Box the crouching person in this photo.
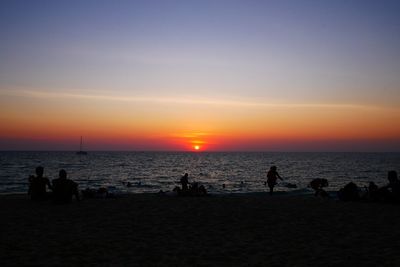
[52,169,80,204]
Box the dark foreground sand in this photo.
[1,193,400,266]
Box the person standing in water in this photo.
[267,166,283,195]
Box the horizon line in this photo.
[1,150,399,153]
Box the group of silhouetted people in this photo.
[28,164,400,203]
[173,166,285,196]
[337,170,400,203]
[28,166,80,204]
[174,166,285,196]
[308,171,400,203]
[173,173,207,196]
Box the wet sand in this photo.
[1,193,399,266]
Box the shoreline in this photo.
[0,191,308,198]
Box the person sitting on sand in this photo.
[365,182,379,201]
[338,182,360,201]
[180,173,189,192]
[267,166,283,195]
[310,178,329,197]
[52,169,80,204]
[190,182,208,196]
[198,185,207,196]
[28,166,52,201]
[82,187,112,199]
[379,171,400,203]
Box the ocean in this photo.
[0,151,399,194]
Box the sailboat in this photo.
[76,136,88,155]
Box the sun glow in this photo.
[194,145,200,150]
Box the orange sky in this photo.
[1,90,399,151]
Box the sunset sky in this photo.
[1,0,400,151]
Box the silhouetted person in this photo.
[310,178,329,197]
[28,166,52,201]
[180,173,189,192]
[267,166,283,195]
[380,170,400,203]
[338,182,360,201]
[366,182,379,201]
[198,185,207,196]
[52,169,80,204]
[387,171,400,199]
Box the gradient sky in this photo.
[1,0,400,151]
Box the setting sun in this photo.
[0,0,399,154]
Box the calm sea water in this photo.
[0,152,399,194]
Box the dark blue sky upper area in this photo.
[1,0,400,105]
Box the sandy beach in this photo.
[1,193,399,266]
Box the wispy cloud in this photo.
[0,88,396,111]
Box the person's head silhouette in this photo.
[36,166,44,177]
[59,169,67,179]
